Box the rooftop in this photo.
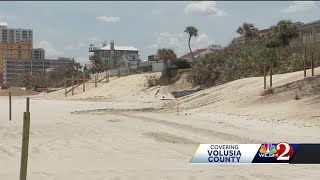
[301,19,320,27]
[4,58,75,62]
[100,44,139,51]
[180,49,218,59]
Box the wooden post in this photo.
[106,71,108,83]
[9,92,12,121]
[304,45,307,77]
[263,63,266,89]
[95,74,97,87]
[118,68,120,78]
[71,75,74,96]
[83,71,85,92]
[311,51,314,76]
[20,97,30,180]
[270,62,273,88]
[177,99,179,116]
[312,27,316,77]
[77,72,79,85]
[26,97,29,112]
[64,79,67,97]
[108,70,110,83]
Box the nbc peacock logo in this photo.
[259,144,277,157]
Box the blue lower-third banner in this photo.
[189,143,320,164]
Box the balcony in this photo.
[89,46,100,52]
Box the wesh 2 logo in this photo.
[259,142,294,160]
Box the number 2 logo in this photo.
[276,142,294,161]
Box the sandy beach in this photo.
[0,69,320,180]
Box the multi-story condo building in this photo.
[89,40,140,69]
[31,48,45,60]
[3,58,75,85]
[0,42,32,73]
[0,24,33,46]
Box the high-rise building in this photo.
[0,24,33,85]
[31,48,45,60]
[3,58,75,85]
[0,24,33,46]
[0,42,32,73]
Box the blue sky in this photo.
[0,1,319,65]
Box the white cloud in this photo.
[64,42,86,51]
[149,32,183,56]
[194,34,215,47]
[149,32,215,57]
[0,22,7,26]
[282,1,316,13]
[38,40,64,57]
[96,16,120,23]
[184,1,226,16]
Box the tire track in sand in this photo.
[75,110,260,144]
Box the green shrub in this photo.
[187,41,310,88]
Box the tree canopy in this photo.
[236,23,259,40]
[272,20,299,46]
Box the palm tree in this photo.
[185,26,198,63]
[236,23,259,41]
[272,20,299,46]
[157,48,177,83]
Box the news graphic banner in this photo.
[189,143,320,164]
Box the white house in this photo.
[89,40,140,69]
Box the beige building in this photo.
[31,48,45,60]
[0,42,32,73]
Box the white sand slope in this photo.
[164,67,320,128]
[0,68,319,179]
[40,72,174,102]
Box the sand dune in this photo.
[0,68,319,179]
[39,72,174,102]
[164,67,320,128]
